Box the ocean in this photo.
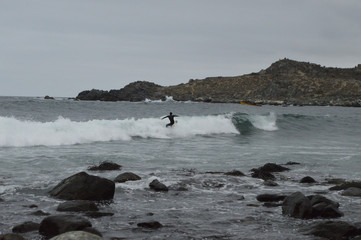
[0,96,360,239]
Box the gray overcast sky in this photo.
[1,0,360,97]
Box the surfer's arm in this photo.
[161,116,168,120]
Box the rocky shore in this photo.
[1,161,361,240]
[76,59,361,107]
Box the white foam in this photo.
[249,112,278,131]
[0,115,238,147]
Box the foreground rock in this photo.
[256,194,286,202]
[114,172,141,183]
[300,176,316,183]
[39,215,95,239]
[137,221,163,229]
[50,231,103,240]
[341,187,361,197]
[49,172,115,201]
[57,200,99,212]
[224,170,245,177]
[282,192,343,219]
[301,221,361,240]
[0,233,25,240]
[149,179,168,192]
[330,181,361,191]
[257,163,290,172]
[282,192,313,219]
[88,161,122,171]
[12,221,40,233]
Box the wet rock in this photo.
[329,181,361,191]
[114,172,141,183]
[44,95,55,100]
[263,180,278,186]
[149,179,168,192]
[39,215,92,239]
[341,187,361,197]
[251,169,276,181]
[309,195,339,208]
[85,212,114,219]
[325,178,345,185]
[49,171,115,201]
[282,192,312,219]
[300,176,316,183]
[301,221,361,240]
[224,170,245,177]
[284,161,300,165]
[309,195,343,218]
[257,163,290,172]
[30,210,51,216]
[88,161,121,171]
[50,231,103,240]
[12,221,40,233]
[57,200,99,212]
[263,202,282,208]
[0,233,26,240]
[256,194,286,202]
[312,202,344,218]
[137,221,163,229]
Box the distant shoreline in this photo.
[64,58,361,107]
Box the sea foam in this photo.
[0,115,238,147]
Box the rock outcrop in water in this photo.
[76,59,361,106]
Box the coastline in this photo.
[74,59,361,107]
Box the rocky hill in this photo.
[76,59,361,106]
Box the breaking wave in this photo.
[0,112,282,147]
[0,115,238,147]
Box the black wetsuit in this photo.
[162,113,178,127]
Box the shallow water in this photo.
[0,97,360,239]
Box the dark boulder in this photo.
[258,163,290,172]
[149,179,168,192]
[50,231,103,240]
[57,200,99,212]
[85,212,114,219]
[39,215,92,239]
[12,221,40,233]
[137,221,163,229]
[224,170,245,177]
[30,210,50,216]
[300,176,316,183]
[301,221,361,240]
[256,194,286,202]
[0,233,25,240]
[49,172,115,201]
[341,187,361,197]
[114,172,141,183]
[282,192,312,219]
[311,202,344,218]
[88,161,121,171]
[263,180,278,186]
[329,181,361,191]
[309,195,343,218]
[44,95,55,100]
[251,169,276,181]
[284,161,300,165]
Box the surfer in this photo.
[162,112,178,127]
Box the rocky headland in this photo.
[76,58,361,106]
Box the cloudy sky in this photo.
[1,0,360,97]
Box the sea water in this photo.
[0,96,360,239]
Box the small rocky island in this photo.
[76,59,361,106]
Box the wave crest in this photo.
[0,115,238,147]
